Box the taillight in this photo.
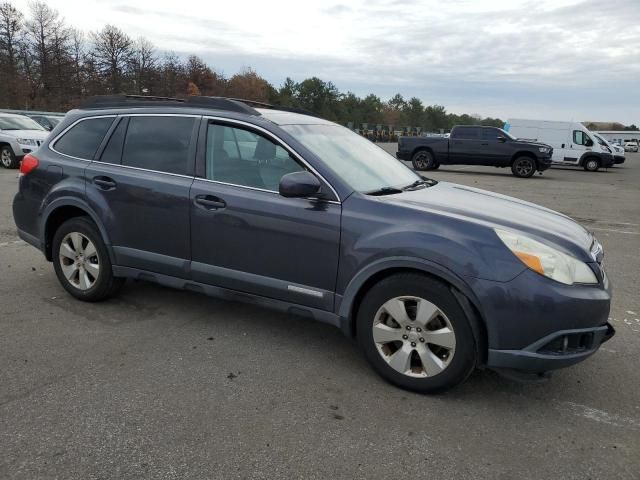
[20,154,39,175]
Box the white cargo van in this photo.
[505,119,614,172]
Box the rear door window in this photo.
[99,117,128,165]
[121,116,195,175]
[452,127,479,139]
[54,117,114,159]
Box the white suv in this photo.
[0,113,50,169]
[624,141,639,153]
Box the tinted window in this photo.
[122,116,195,175]
[452,127,479,139]
[54,117,114,159]
[206,123,303,191]
[481,128,499,140]
[100,118,128,164]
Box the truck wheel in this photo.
[583,158,600,172]
[511,157,536,178]
[1,146,19,169]
[357,273,476,393]
[412,150,436,171]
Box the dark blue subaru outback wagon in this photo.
[13,95,614,392]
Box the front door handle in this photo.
[93,176,116,190]
[195,195,226,210]
[481,142,489,146]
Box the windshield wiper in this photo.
[402,178,437,190]
[365,186,403,196]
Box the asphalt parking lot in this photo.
[1,151,639,479]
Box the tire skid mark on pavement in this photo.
[0,240,25,248]
[561,401,640,431]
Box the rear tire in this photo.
[511,156,536,178]
[357,273,476,393]
[411,150,436,171]
[52,217,124,302]
[583,157,600,172]
[0,146,19,169]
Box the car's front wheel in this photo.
[511,156,536,178]
[583,157,600,172]
[411,150,436,171]
[0,146,19,169]
[357,273,476,393]
[52,217,124,302]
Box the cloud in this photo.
[14,0,639,122]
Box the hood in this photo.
[2,129,49,141]
[381,182,594,260]
[512,139,551,149]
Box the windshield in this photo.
[499,128,517,140]
[593,134,608,146]
[0,116,45,131]
[282,124,420,193]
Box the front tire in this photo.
[411,150,436,171]
[0,146,19,169]
[511,156,536,178]
[357,273,476,393]
[52,217,124,302]
[583,157,600,172]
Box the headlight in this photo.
[16,138,38,146]
[495,229,598,285]
[538,147,550,153]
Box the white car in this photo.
[624,141,638,153]
[0,113,50,169]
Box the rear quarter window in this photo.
[53,117,114,159]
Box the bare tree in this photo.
[90,24,133,93]
[0,2,24,107]
[130,37,156,94]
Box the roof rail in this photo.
[79,95,259,116]
[230,98,320,118]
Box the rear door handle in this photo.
[93,176,116,190]
[194,195,226,210]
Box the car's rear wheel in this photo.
[52,217,124,302]
[583,157,600,172]
[0,146,19,169]
[357,273,476,393]
[411,150,436,171]
[511,156,536,178]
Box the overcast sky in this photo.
[13,0,640,124]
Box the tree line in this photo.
[1,0,509,131]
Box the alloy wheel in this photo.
[372,296,456,378]
[1,149,12,168]
[58,232,100,290]
[515,159,533,176]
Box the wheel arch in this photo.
[42,198,113,263]
[510,150,537,164]
[338,258,488,365]
[411,145,436,160]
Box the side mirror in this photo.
[585,138,593,147]
[496,135,506,142]
[279,171,321,198]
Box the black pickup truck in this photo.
[396,125,553,178]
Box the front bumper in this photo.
[613,155,625,164]
[466,267,612,373]
[488,323,614,373]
